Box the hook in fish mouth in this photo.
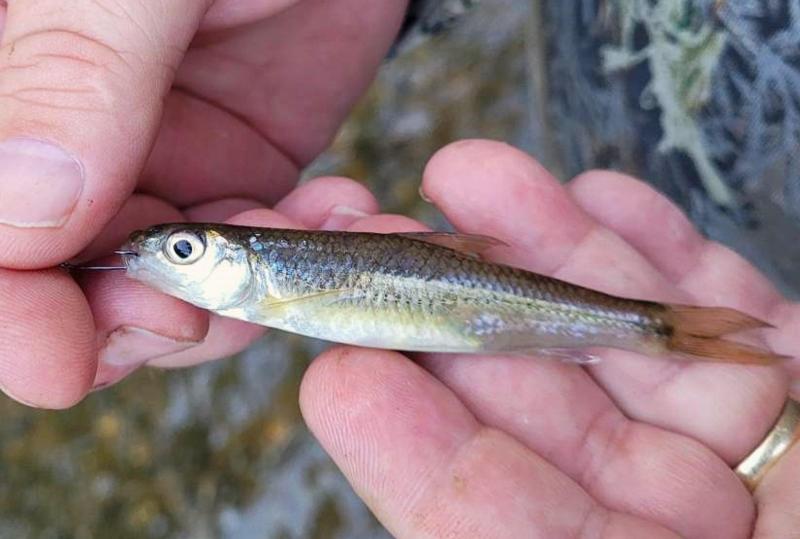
[60,262,127,271]
[60,249,138,271]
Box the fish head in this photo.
[121,224,255,310]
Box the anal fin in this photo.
[506,347,602,365]
[542,348,602,365]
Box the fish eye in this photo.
[164,231,205,264]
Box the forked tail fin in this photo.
[662,305,790,365]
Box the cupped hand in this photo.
[298,140,800,538]
[0,0,408,406]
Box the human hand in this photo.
[298,140,800,538]
[0,0,409,407]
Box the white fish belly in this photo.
[227,302,482,353]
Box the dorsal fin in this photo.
[397,232,508,259]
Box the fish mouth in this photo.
[59,245,140,273]
[114,249,139,257]
[114,244,140,271]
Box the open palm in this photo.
[296,141,800,538]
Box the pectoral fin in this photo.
[260,288,357,312]
[397,232,508,259]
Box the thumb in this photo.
[0,0,212,268]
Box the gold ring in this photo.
[735,398,800,491]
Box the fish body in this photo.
[121,223,783,365]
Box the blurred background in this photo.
[2,0,798,537]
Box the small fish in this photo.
[115,223,787,365]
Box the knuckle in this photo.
[0,28,131,117]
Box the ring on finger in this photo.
[735,398,800,491]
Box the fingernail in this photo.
[418,185,433,203]
[0,383,42,408]
[321,205,370,230]
[99,326,200,367]
[0,138,84,228]
[91,361,142,392]
[92,327,201,390]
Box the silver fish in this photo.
[117,223,785,365]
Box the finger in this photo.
[568,171,785,316]
[421,140,786,463]
[139,90,298,208]
[176,0,409,165]
[82,270,209,390]
[145,314,264,369]
[422,142,677,301]
[772,304,800,387]
[183,197,265,222]
[420,142,674,292]
[568,171,707,283]
[0,269,95,408]
[347,214,430,234]
[72,195,206,389]
[419,352,753,538]
[348,209,753,536]
[567,172,800,366]
[565,172,794,457]
[1,193,187,403]
[275,176,379,230]
[300,347,677,539]
[74,193,181,262]
[0,0,210,268]
[754,443,800,537]
[200,0,298,32]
